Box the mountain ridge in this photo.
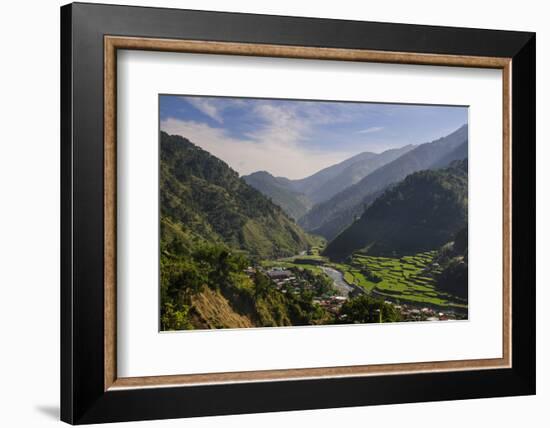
[299,124,468,239]
[160,132,314,259]
[243,144,414,220]
[323,159,468,261]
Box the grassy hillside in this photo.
[161,132,314,259]
[299,125,468,239]
[324,159,468,261]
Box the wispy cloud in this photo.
[246,102,309,145]
[161,117,351,179]
[357,126,384,134]
[185,98,225,123]
[161,96,468,178]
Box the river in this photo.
[320,266,355,297]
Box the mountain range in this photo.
[244,124,468,241]
[323,159,468,261]
[243,144,414,220]
[298,125,468,239]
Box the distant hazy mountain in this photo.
[289,151,379,201]
[243,144,414,220]
[243,171,312,220]
[430,140,468,169]
[303,145,415,204]
[299,125,468,240]
[323,159,468,261]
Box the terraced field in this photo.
[261,249,466,310]
[349,252,466,309]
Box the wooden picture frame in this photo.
[61,2,535,424]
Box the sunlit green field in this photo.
[348,252,466,308]
[261,250,466,310]
[261,258,325,275]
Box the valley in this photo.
[259,245,467,324]
[159,123,469,331]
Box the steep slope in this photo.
[160,132,313,259]
[289,151,379,200]
[243,171,312,220]
[299,124,468,239]
[160,132,326,331]
[309,191,383,241]
[323,160,468,261]
[430,140,468,169]
[434,226,468,299]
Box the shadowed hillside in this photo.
[323,159,468,261]
[300,125,468,240]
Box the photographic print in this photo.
[159,95,469,331]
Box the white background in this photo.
[0,0,546,427]
[118,51,503,377]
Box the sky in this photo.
[160,95,468,180]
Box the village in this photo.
[245,264,465,323]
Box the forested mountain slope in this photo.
[323,159,468,261]
[160,132,326,330]
[243,171,312,220]
[161,132,313,259]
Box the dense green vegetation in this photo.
[299,125,468,240]
[339,295,402,323]
[270,248,467,309]
[161,132,314,260]
[349,252,466,308]
[161,237,332,330]
[324,159,468,261]
[434,227,468,299]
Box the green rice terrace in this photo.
[262,248,467,311]
[349,252,466,309]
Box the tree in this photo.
[161,302,193,331]
[339,295,401,323]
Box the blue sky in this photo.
[160,95,468,179]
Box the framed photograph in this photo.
[61,2,535,424]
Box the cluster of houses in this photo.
[394,303,464,322]
[245,265,465,323]
[265,267,296,286]
[313,296,347,314]
[265,267,349,310]
[244,266,308,294]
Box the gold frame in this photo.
[104,36,512,391]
